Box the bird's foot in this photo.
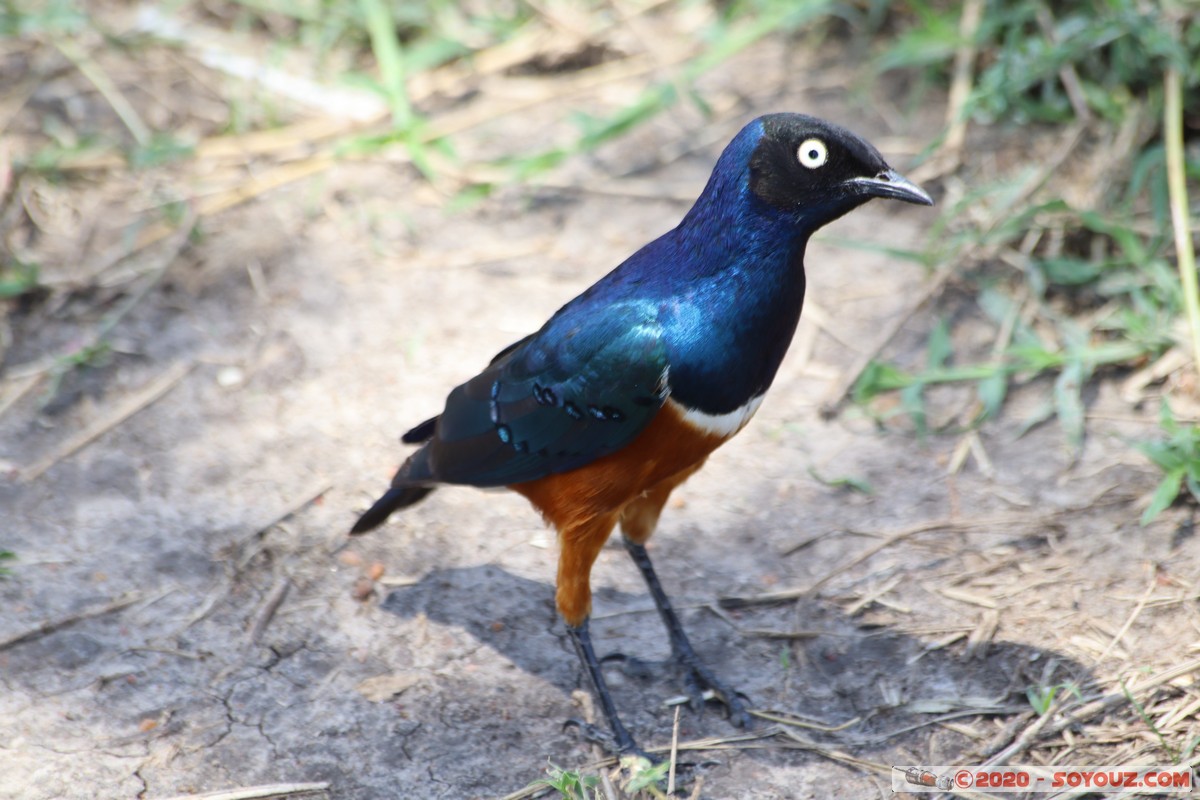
[562,718,654,762]
[599,651,659,681]
[674,653,753,729]
[598,649,753,728]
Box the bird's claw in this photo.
[562,717,614,747]
[599,651,659,681]
[676,656,753,729]
[562,718,655,761]
[602,650,753,728]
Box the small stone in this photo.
[216,366,244,388]
[351,576,375,601]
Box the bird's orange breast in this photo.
[509,400,730,533]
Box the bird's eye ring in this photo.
[798,139,828,169]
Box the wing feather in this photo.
[400,303,668,487]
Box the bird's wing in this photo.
[399,332,540,445]
[404,303,668,487]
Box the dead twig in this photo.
[979,711,1037,758]
[247,577,291,644]
[740,628,821,640]
[131,158,331,255]
[20,360,194,482]
[1035,6,1091,123]
[495,783,555,800]
[844,574,906,616]
[724,517,964,608]
[128,5,385,123]
[732,510,1073,609]
[7,206,197,382]
[749,710,861,732]
[52,36,151,145]
[1054,657,1200,735]
[945,0,984,155]
[0,373,41,424]
[1095,570,1157,663]
[981,701,1063,767]
[779,528,837,557]
[153,783,330,800]
[778,727,1002,800]
[818,259,956,418]
[0,592,142,651]
[251,483,333,540]
[771,727,893,779]
[912,0,984,181]
[965,608,1000,659]
[653,727,782,754]
[0,76,39,135]
[667,705,680,796]
[860,706,1026,746]
[936,586,999,610]
[563,689,618,800]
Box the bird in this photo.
[351,112,932,756]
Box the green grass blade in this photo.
[357,0,410,129]
[1054,358,1087,455]
[1141,466,1185,525]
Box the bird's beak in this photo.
[845,168,933,206]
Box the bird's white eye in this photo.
[797,138,828,169]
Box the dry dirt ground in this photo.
[3,13,1200,800]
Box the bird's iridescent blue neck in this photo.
[652,120,814,414]
[670,119,819,278]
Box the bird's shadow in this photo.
[379,563,1091,758]
[381,563,571,679]
[380,563,706,682]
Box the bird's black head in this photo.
[747,113,932,221]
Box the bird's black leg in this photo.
[622,536,751,727]
[566,618,647,757]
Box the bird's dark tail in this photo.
[350,485,435,535]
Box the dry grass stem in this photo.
[0,591,143,651]
[668,705,680,795]
[20,360,194,482]
[1096,572,1157,663]
[1034,6,1091,122]
[153,784,330,800]
[247,577,291,644]
[8,206,198,380]
[936,586,999,610]
[844,575,905,616]
[52,36,151,145]
[252,483,333,539]
[0,372,41,423]
[931,0,984,174]
[748,710,861,732]
[965,608,1000,658]
[1163,66,1200,380]
[819,258,957,417]
[729,518,966,607]
[741,627,821,640]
